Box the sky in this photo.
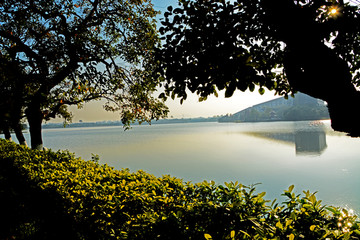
[57,0,280,123]
[66,88,279,123]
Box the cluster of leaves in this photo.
[155,0,292,103]
[323,1,360,86]
[0,139,359,239]
[156,0,360,102]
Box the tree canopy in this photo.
[156,0,360,136]
[0,0,168,149]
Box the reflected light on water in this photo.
[338,208,356,233]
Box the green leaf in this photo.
[276,221,283,230]
[204,233,212,240]
[326,207,340,215]
[230,230,235,239]
[303,204,312,209]
[258,87,265,95]
[239,230,251,237]
[249,83,255,92]
[288,233,295,240]
[285,219,293,227]
[237,81,248,92]
[309,194,316,204]
[257,192,266,199]
[225,85,236,98]
[199,96,207,102]
[158,92,166,99]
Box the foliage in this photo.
[155,0,360,136]
[156,0,287,102]
[221,105,330,123]
[0,0,168,148]
[282,105,330,121]
[156,0,360,100]
[0,139,359,240]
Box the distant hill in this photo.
[219,92,330,123]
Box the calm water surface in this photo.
[12,121,360,214]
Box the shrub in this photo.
[0,139,359,239]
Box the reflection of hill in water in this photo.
[244,122,328,156]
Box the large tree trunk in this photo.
[283,43,360,136]
[326,92,360,137]
[26,103,44,150]
[12,122,28,147]
[2,126,12,141]
[264,0,360,136]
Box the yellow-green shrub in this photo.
[0,139,359,240]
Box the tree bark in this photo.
[2,126,12,141]
[326,92,360,137]
[283,42,360,136]
[12,122,28,147]
[26,103,44,150]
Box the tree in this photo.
[0,54,28,146]
[0,0,168,149]
[156,0,360,136]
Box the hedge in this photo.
[0,139,359,240]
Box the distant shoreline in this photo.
[41,117,331,130]
[42,116,222,129]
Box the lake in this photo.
[6,120,360,214]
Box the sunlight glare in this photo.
[329,6,341,17]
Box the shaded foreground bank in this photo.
[0,139,359,240]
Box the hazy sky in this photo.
[66,88,279,123]
[57,0,280,123]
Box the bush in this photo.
[0,139,359,239]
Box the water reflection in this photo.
[295,131,327,156]
[244,121,328,156]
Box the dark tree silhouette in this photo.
[0,55,28,146]
[156,0,360,136]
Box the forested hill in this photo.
[219,92,330,123]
